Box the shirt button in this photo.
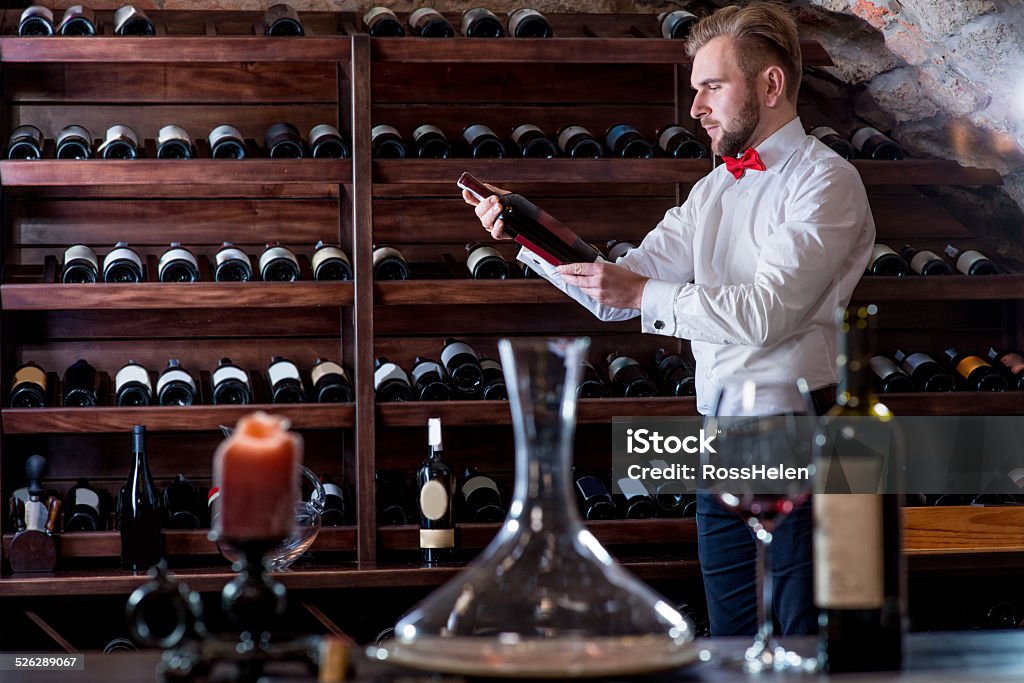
[705,370,713,379]
[654,320,665,330]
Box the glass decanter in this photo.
[374,337,696,677]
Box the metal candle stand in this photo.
[127,544,320,682]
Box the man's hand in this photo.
[462,185,511,241]
[556,261,649,310]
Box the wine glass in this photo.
[702,379,817,673]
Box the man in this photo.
[463,4,875,636]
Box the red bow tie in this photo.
[722,147,766,179]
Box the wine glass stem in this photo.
[755,535,774,654]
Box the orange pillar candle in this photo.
[213,411,302,542]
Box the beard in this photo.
[713,91,761,158]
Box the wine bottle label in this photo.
[998,352,1024,375]
[13,365,47,391]
[116,363,151,391]
[371,124,401,140]
[441,341,476,367]
[608,355,639,378]
[213,365,250,387]
[466,245,504,274]
[419,480,450,520]
[463,123,495,144]
[910,250,942,274]
[374,362,407,388]
[607,241,636,262]
[658,126,687,151]
[323,481,344,501]
[24,499,47,532]
[412,124,445,141]
[902,352,935,374]
[558,125,591,151]
[850,126,883,152]
[480,359,502,372]
[105,244,144,270]
[73,488,101,512]
[509,8,547,34]
[809,126,841,140]
[268,360,301,386]
[56,124,91,147]
[64,245,99,270]
[869,356,901,379]
[372,246,404,268]
[511,123,544,142]
[814,491,884,608]
[870,243,898,266]
[114,5,144,32]
[102,124,139,147]
[462,475,499,499]
[209,124,244,147]
[312,244,350,272]
[157,368,196,393]
[312,360,348,385]
[259,245,299,273]
[308,123,342,147]
[410,7,441,27]
[419,528,455,547]
[617,477,650,500]
[216,245,251,268]
[364,6,398,26]
[956,250,991,275]
[411,360,445,383]
[157,125,192,148]
[158,246,198,275]
[10,125,43,145]
[20,6,55,34]
[956,356,990,379]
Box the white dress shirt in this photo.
[519,117,876,414]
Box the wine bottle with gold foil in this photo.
[11,362,48,408]
[986,347,1024,390]
[418,418,455,564]
[943,347,1008,391]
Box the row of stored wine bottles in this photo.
[874,347,1024,393]
[59,241,350,284]
[10,357,353,408]
[866,243,1001,276]
[7,123,348,161]
[374,342,695,402]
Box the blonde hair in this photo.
[685,3,802,103]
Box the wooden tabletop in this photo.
[5,631,1024,681]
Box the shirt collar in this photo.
[750,116,804,174]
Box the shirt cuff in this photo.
[641,279,680,335]
[516,246,560,279]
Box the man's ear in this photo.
[763,65,787,107]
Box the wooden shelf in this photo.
[376,397,697,427]
[852,160,1003,186]
[854,275,1024,301]
[371,37,833,66]
[2,281,353,311]
[881,393,1024,416]
[373,159,712,185]
[0,37,350,63]
[2,404,354,434]
[904,505,1024,555]
[0,160,351,187]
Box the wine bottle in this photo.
[866,244,908,276]
[114,5,155,36]
[411,124,451,159]
[442,338,484,399]
[265,123,304,159]
[155,125,194,160]
[418,418,455,563]
[321,478,347,525]
[268,356,306,403]
[98,125,139,160]
[656,124,708,159]
[575,475,616,520]
[616,477,658,519]
[851,126,904,160]
[605,123,654,159]
[7,125,43,160]
[578,360,608,398]
[373,244,411,281]
[508,8,553,37]
[810,126,856,160]
[479,357,508,400]
[654,348,696,397]
[64,479,103,532]
[376,471,411,525]
[10,362,47,408]
[646,458,688,516]
[370,125,408,159]
[944,244,998,275]
[657,9,698,39]
[815,305,904,673]
[209,124,247,159]
[56,125,92,160]
[409,8,455,37]
[57,5,96,35]
[900,245,952,275]
[374,357,413,402]
[308,124,349,159]
[509,124,556,158]
[157,243,200,283]
[463,123,507,158]
[115,360,153,406]
[120,425,163,571]
[311,241,352,281]
[466,243,510,279]
[461,7,505,37]
[458,172,602,266]
[262,3,304,36]
[869,355,915,393]
[606,351,657,397]
[461,469,504,522]
[363,7,406,36]
[311,358,354,402]
[211,358,252,405]
[156,359,198,406]
[63,245,99,284]
[987,347,1024,391]
[214,242,253,282]
[103,242,144,283]
[19,6,55,36]
[943,347,1008,391]
[893,350,954,393]
[556,125,604,158]
[411,357,452,401]
[260,243,301,281]
[163,474,201,529]
[63,359,99,407]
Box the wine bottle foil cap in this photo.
[157,124,193,147]
[64,244,99,268]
